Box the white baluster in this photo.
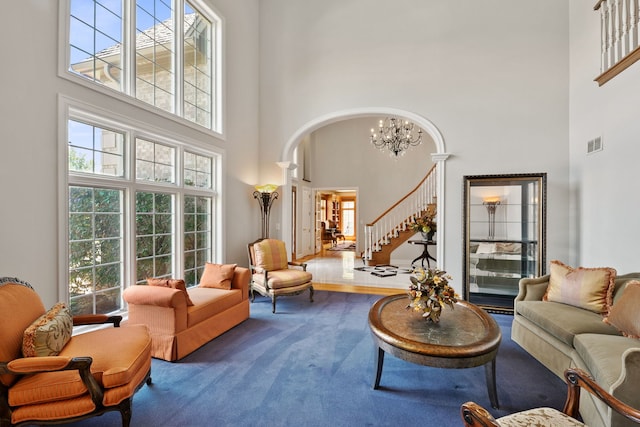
[631,0,639,50]
[601,1,607,71]
[622,0,630,56]
[613,0,624,63]
[608,0,615,68]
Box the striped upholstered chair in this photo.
[460,368,640,426]
[247,239,314,313]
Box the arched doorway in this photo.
[277,107,449,267]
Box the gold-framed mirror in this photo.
[463,173,547,313]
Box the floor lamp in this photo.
[253,184,279,238]
[483,198,500,240]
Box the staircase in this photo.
[363,165,437,266]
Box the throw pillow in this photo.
[604,280,640,338]
[147,277,194,306]
[253,239,288,272]
[544,260,616,314]
[199,263,236,290]
[22,302,73,357]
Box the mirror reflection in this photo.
[463,173,547,313]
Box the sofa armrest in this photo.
[516,275,550,303]
[610,348,640,416]
[123,285,187,308]
[231,266,251,300]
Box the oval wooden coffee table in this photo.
[368,294,502,408]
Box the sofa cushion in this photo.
[544,260,616,314]
[199,263,236,290]
[147,277,194,306]
[252,269,313,290]
[22,303,73,357]
[186,287,244,327]
[253,239,288,272]
[517,301,621,346]
[604,280,640,338]
[573,333,639,391]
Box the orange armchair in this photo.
[0,277,152,427]
[247,239,314,313]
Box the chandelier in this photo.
[370,117,423,157]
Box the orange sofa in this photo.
[0,277,152,427]
[123,266,251,361]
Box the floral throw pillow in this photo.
[22,302,73,357]
[544,260,616,314]
[604,280,640,338]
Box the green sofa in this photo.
[511,272,640,427]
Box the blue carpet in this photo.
[68,291,566,426]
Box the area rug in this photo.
[328,242,356,251]
[67,291,566,427]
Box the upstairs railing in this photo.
[363,164,437,262]
[594,0,640,85]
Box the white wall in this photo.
[569,1,640,272]
[0,0,260,307]
[259,0,571,294]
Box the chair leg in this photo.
[271,296,276,313]
[118,399,133,427]
[309,286,314,303]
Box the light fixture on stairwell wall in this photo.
[370,117,423,157]
[253,184,279,238]
[483,197,501,240]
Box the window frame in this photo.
[59,96,224,313]
[58,0,225,136]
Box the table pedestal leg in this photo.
[373,347,385,389]
[484,358,499,409]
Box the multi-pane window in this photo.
[66,112,219,315]
[69,186,123,315]
[66,0,220,131]
[136,139,176,183]
[135,191,174,283]
[184,195,212,286]
[135,0,175,112]
[68,120,125,177]
[69,0,123,91]
[184,151,212,188]
[184,4,213,128]
[341,200,355,237]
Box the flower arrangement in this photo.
[409,214,436,234]
[407,267,458,322]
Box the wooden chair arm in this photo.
[73,314,122,327]
[2,356,104,407]
[460,401,501,427]
[563,368,640,424]
[288,261,307,271]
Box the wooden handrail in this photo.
[595,45,640,86]
[366,164,436,226]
